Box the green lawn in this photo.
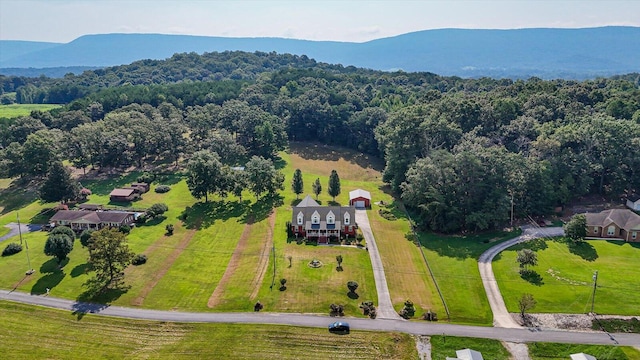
[0,104,62,119]
[419,229,521,325]
[528,341,640,360]
[494,239,640,315]
[429,335,511,359]
[0,301,418,359]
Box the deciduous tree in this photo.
[44,233,74,264]
[564,214,587,242]
[86,228,135,290]
[39,162,80,203]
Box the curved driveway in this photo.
[355,209,401,320]
[0,222,41,243]
[479,226,565,328]
[1,289,638,346]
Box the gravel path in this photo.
[0,223,42,243]
[478,225,564,328]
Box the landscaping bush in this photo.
[132,254,147,265]
[135,214,147,224]
[378,208,397,220]
[165,224,174,236]
[360,301,377,319]
[155,185,171,193]
[330,303,345,316]
[147,203,169,218]
[422,310,438,321]
[119,224,131,234]
[399,299,416,319]
[2,243,23,257]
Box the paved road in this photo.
[478,226,565,328]
[0,222,42,243]
[1,289,638,346]
[355,209,401,320]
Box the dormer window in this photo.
[297,212,304,225]
[327,211,335,224]
[312,211,320,225]
[344,212,350,225]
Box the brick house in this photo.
[291,195,357,244]
[585,209,640,242]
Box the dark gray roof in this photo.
[50,210,134,224]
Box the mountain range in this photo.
[1,27,639,79]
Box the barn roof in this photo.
[110,188,135,197]
[349,189,371,200]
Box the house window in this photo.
[327,211,335,225]
[607,226,616,236]
[344,213,350,225]
[297,212,304,225]
[593,227,599,234]
[312,211,320,225]
[633,232,637,240]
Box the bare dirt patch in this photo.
[131,225,197,306]
[207,216,256,308]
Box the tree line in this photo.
[1,51,639,233]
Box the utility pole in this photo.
[510,192,514,227]
[590,270,598,314]
[18,212,34,275]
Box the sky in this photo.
[1,0,639,43]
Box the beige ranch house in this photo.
[49,210,137,231]
[584,209,640,242]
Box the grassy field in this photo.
[429,335,511,359]
[528,341,640,360]
[418,229,521,325]
[0,104,62,119]
[493,239,640,315]
[0,301,418,359]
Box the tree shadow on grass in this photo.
[181,200,250,229]
[567,241,598,261]
[31,271,66,295]
[520,269,544,286]
[73,280,129,320]
[242,193,283,223]
[347,291,359,299]
[70,263,91,278]
[0,181,40,215]
[138,215,166,227]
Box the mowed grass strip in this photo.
[528,341,638,360]
[494,240,640,315]
[0,301,418,359]
[0,104,62,119]
[368,199,444,316]
[419,229,521,325]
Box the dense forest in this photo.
[1,51,639,233]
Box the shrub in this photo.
[2,243,23,256]
[165,224,174,236]
[360,301,377,319]
[378,208,397,220]
[399,299,416,319]
[147,203,169,218]
[356,233,364,242]
[119,224,131,234]
[330,303,345,316]
[132,254,147,265]
[79,229,94,247]
[137,172,155,184]
[51,226,75,240]
[155,185,171,193]
[422,310,438,321]
[135,214,147,224]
